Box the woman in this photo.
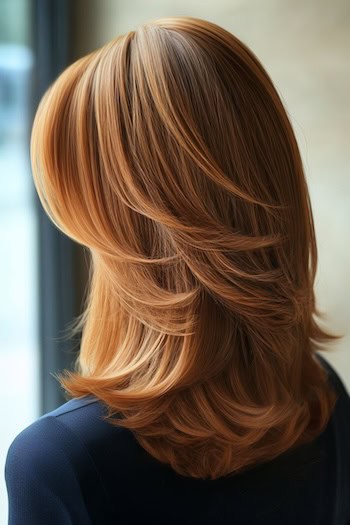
[5,16,350,524]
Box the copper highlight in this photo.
[30,16,342,480]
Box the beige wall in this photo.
[72,0,350,388]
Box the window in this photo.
[0,1,38,523]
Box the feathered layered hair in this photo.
[30,16,341,480]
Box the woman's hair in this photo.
[31,16,342,480]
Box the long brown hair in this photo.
[30,16,342,480]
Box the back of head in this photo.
[30,16,341,480]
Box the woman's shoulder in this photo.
[314,351,350,400]
[4,395,121,523]
[5,394,125,466]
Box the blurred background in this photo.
[0,0,349,522]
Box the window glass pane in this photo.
[0,1,39,522]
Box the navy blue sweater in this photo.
[4,352,350,524]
